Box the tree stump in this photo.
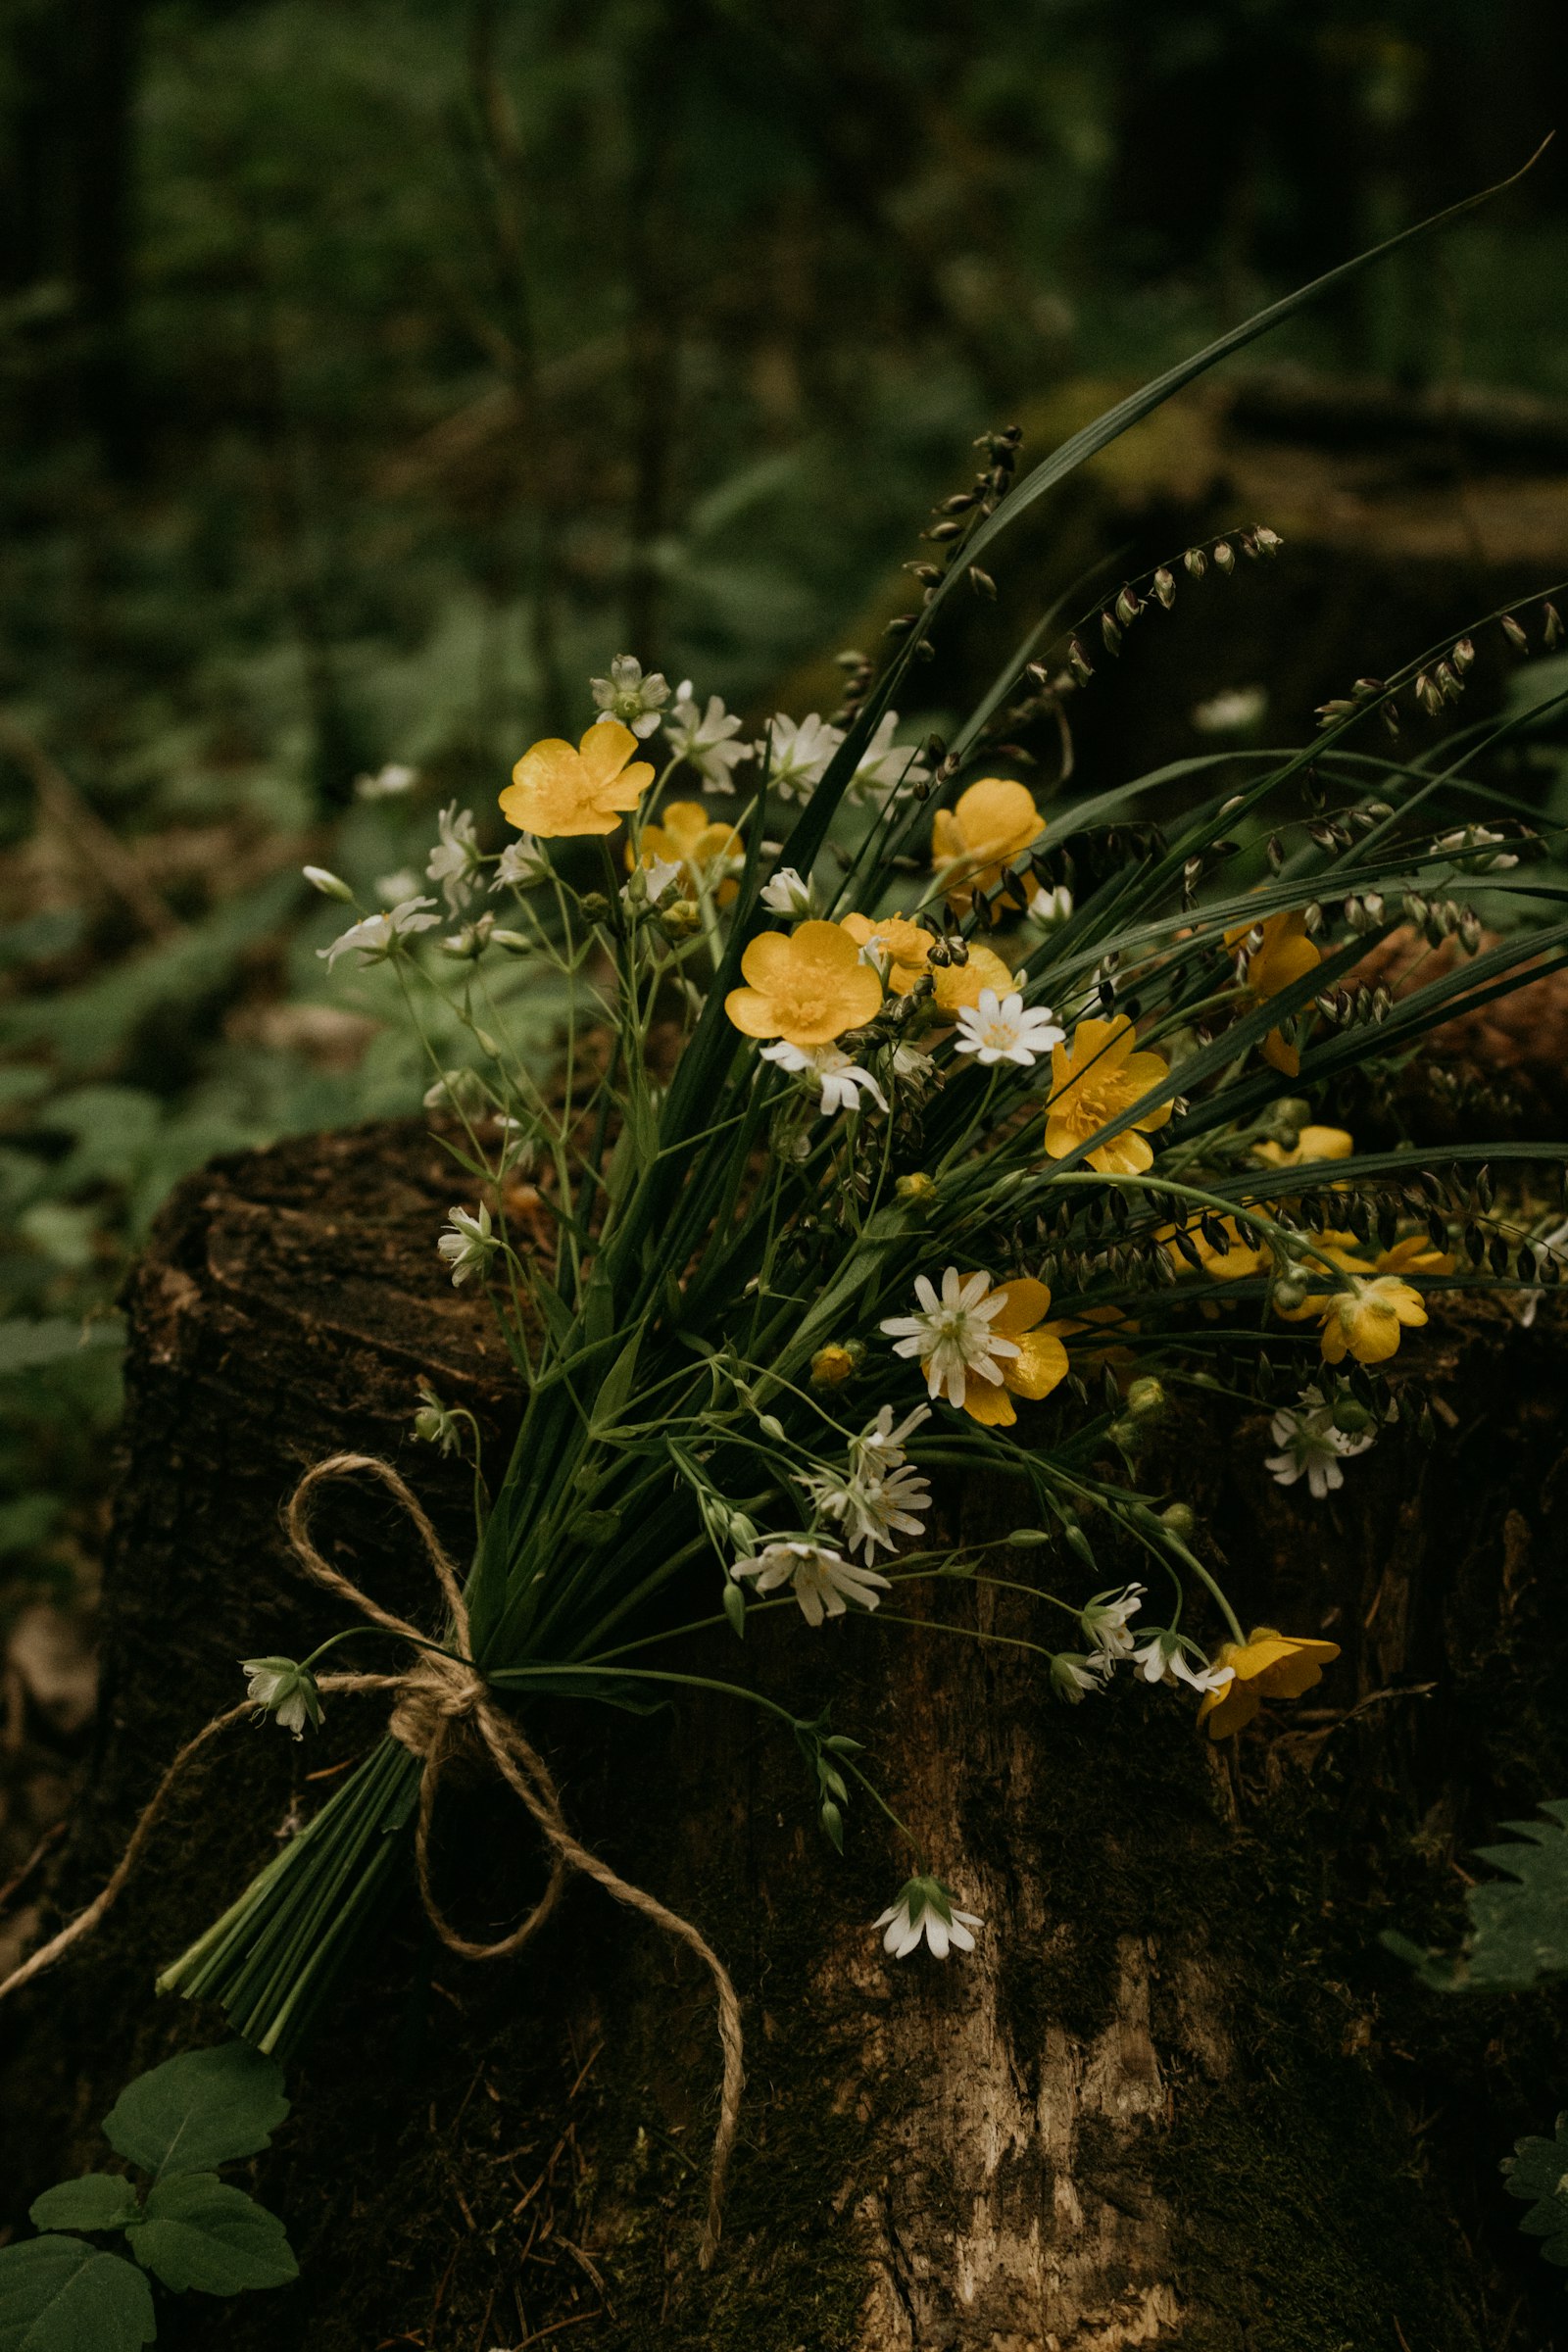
[5,1119,1568,2351]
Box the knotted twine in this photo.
[0,1451,745,2268]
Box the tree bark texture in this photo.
[4,1120,1568,2351]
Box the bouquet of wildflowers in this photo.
[12,164,1552,2253]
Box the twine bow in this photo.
[0,1451,745,2269]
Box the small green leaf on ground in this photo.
[0,2235,156,2351]
[124,2177,298,2296]
[1504,2112,1568,2268]
[1389,1798,1568,1991]
[101,2042,289,2181]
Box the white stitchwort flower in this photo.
[241,1656,321,1740]
[1132,1629,1235,1695]
[730,1540,891,1628]
[666,680,752,790]
[303,863,354,902]
[761,1040,889,1118]
[954,988,1065,1068]
[891,1041,938,1093]
[491,833,551,891]
[759,711,844,800]
[318,896,439,968]
[1432,822,1517,872]
[845,1462,931,1558]
[850,1401,930,1481]
[356,760,418,800]
[422,1066,490,1118]
[1081,1582,1146,1662]
[427,803,482,910]
[590,654,669,738]
[1051,1650,1110,1704]
[880,1267,1019,1408]
[874,1875,982,1961]
[760,865,814,917]
[800,1441,932,1562]
[848,710,929,803]
[1265,1384,1376,1500]
[436,1200,498,1288]
[623,854,683,910]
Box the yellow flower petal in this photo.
[1200,1680,1262,1740]
[1253,1126,1354,1170]
[724,985,785,1039]
[740,931,800,991]
[987,1277,1053,1339]
[961,1376,1018,1427]
[1087,1128,1154,1176]
[1004,1328,1070,1401]
[932,944,1015,1014]
[580,718,640,787]
[841,910,934,988]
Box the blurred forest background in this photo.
[2,0,1568,1951]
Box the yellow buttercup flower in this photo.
[931,777,1044,906]
[1044,1016,1172,1176]
[809,1343,858,1389]
[725,920,883,1048]
[501,721,655,839]
[1225,909,1321,1076]
[1318,1273,1427,1365]
[632,800,743,905]
[1252,1125,1353,1170]
[838,914,1014,1016]
[1198,1626,1342,1740]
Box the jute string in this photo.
[0,1451,745,2268]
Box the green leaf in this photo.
[1502,2112,1568,2268]
[1386,1799,1568,1991]
[27,2179,140,2234]
[589,1326,643,1436]
[0,2236,155,2351]
[101,2043,289,2182]
[124,2178,297,2297]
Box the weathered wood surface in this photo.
[4,1120,1568,2351]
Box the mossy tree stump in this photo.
[4,1120,1568,2350]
